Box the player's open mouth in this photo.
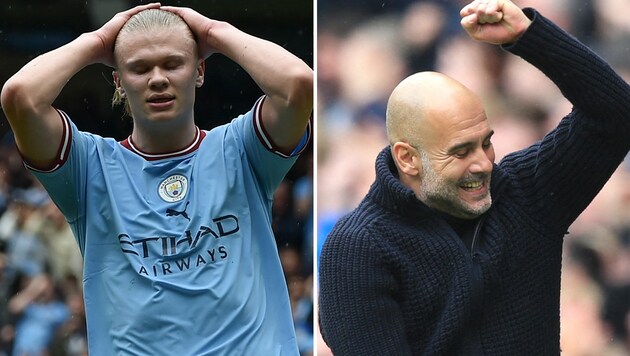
[149,98,173,103]
[147,95,175,103]
[147,95,175,110]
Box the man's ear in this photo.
[392,142,423,177]
[195,60,205,88]
[112,71,125,97]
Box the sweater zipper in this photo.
[468,216,487,355]
[469,215,486,297]
[470,216,486,258]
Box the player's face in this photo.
[114,27,203,124]
[418,107,495,219]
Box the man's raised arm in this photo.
[0,3,160,169]
[162,6,313,155]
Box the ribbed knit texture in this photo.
[319,9,630,356]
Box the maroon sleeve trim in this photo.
[252,96,312,158]
[24,109,72,173]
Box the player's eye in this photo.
[131,66,149,74]
[164,61,182,70]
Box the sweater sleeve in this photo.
[318,218,412,356]
[498,8,630,235]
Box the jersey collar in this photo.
[120,126,206,161]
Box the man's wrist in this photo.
[77,32,113,67]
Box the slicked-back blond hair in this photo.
[112,9,196,115]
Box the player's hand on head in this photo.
[89,2,161,67]
[160,6,218,60]
[460,0,531,45]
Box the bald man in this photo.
[387,72,494,221]
[318,0,630,355]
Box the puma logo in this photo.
[166,201,191,221]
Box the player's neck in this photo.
[130,122,197,155]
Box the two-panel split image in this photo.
[0,0,629,355]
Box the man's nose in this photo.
[148,67,169,89]
[469,147,493,174]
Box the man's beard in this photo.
[418,151,492,219]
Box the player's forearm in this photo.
[208,21,313,119]
[1,33,101,123]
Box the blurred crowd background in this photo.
[0,0,313,355]
[317,0,630,355]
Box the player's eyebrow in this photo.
[447,130,494,154]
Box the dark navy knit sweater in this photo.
[318,9,630,356]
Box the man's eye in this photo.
[454,149,469,158]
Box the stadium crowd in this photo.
[316,0,630,355]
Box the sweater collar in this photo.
[367,146,435,219]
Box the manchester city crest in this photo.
[158,174,189,203]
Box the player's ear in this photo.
[112,71,120,88]
[392,142,422,177]
[195,60,205,88]
[112,71,125,98]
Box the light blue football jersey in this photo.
[29,97,311,355]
